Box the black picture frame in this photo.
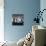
[12,14,24,26]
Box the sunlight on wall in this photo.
[0,0,4,42]
[0,8,4,42]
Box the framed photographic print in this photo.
[12,14,24,26]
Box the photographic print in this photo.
[12,14,24,25]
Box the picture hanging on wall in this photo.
[12,14,24,26]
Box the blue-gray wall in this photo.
[4,0,40,42]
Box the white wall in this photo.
[40,0,46,26]
[40,0,46,45]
